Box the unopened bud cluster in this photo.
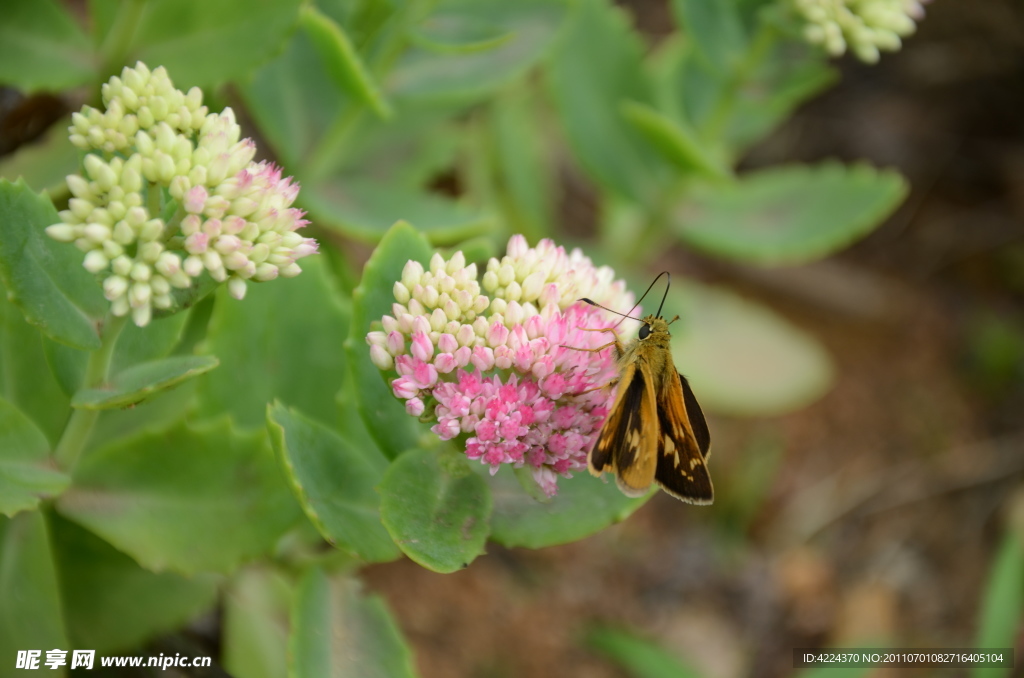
[47,62,316,326]
[793,0,929,63]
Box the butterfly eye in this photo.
[639,324,651,340]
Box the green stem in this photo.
[704,23,777,144]
[99,0,146,79]
[54,314,129,470]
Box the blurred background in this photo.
[1,0,1022,676]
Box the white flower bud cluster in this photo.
[47,62,317,326]
[793,0,929,63]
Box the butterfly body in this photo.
[588,314,713,504]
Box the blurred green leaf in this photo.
[0,286,72,445]
[197,256,351,431]
[547,0,670,202]
[101,0,304,89]
[268,402,400,563]
[50,513,219,654]
[345,221,431,458]
[301,5,392,118]
[620,101,729,180]
[57,418,302,574]
[671,0,745,75]
[223,567,292,678]
[0,398,69,517]
[0,0,95,91]
[239,28,343,169]
[0,512,68,667]
[488,83,553,241]
[71,355,218,410]
[290,568,417,678]
[587,627,704,678]
[0,118,81,195]
[88,380,198,453]
[378,449,491,573]
[486,465,649,550]
[673,163,908,265]
[387,0,568,104]
[972,530,1023,678]
[670,281,834,416]
[0,179,106,350]
[302,178,493,245]
[411,12,513,53]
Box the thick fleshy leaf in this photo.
[197,256,351,431]
[71,355,218,410]
[291,568,417,678]
[671,0,745,75]
[973,531,1023,678]
[44,311,193,398]
[411,12,513,53]
[57,418,302,574]
[239,28,345,170]
[302,178,493,245]
[547,0,670,202]
[301,5,391,118]
[486,465,648,549]
[587,627,704,678]
[388,0,568,104]
[674,163,908,265]
[223,567,293,678]
[0,0,95,91]
[96,0,304,89]
[0,398,69,517]
[50,513,219,654]
[0,512,68,668]
[378,449,492,573]
[0,289,71,445]
[0,118,82,194]
[620,101,729,180]
[268,403,399,563]
[345,221,432,458]
[0,179,106,349]
[670,281,834,416]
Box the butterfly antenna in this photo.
[578,298,642,327]
[655,271,671,318]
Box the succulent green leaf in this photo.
[197,256,351,431]
[0,179,106,349]
[587,627,704,678]
[223,567,293,678]
[291,568,417,678]
[106,0,304,88]
[973,530,1023,678]
[670,281,834,416]
[0,398,69,517]
[674,163,908,265]
[57,418,302,574]
[378,449,492,573]
[302,178,493,246]
[301,5,392,118]
[620,101,730,180]
[0,512,68,666]
[71,355,218,410]
[487,466,648,549]
[547,0,669,202]
[671,0,746,75]
[50,513,219,653]
[0,0,95,91]
[388,0,568,104]
[345,221,432,458]
[268,402,399,563]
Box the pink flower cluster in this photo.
[367,236,634,497]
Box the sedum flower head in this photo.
[47,62,316,326]
[793,0,930,63]
[367,235,635,497]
